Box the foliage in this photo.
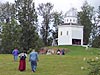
[91,6,100,48]
[14,0,42,51]
[0,2,14,22]
[86,57,100,75]
[78,1,94,45]
[37,2,53,46]
[0,1,44,53]
[0,2,19,53]
[51,11,64,44]
[92,35,100,48]
[1,18,21,53]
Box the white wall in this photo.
[58,25,83,45]
[72,26,83,39]
[58,25,72,45]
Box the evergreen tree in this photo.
[1,18,21,53]
[15,0,40,51]
[0,2,19,53]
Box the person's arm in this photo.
[18,53,21,57]
[25,53,27,57]
[36,53,39,62]
[12,50,14,54]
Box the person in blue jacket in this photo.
[29,49,39,72]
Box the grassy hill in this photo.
[0,45,100,75]
[48,45,100,56]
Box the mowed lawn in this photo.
[0,46,100,75]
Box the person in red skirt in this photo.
[18,52,27,71]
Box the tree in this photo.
[0,2,19,53]
[15,0,41,51]
[92,35,100,48]
[78,1,94,45]
[51,11,64,45]
[37,2,53,46]
[0,2,15,23]
[92,6,100,47]
[1,18,21,53]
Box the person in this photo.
[18,51,27,71]
[12,48,19,61]
[61,49,65,55]
[46,50,51,55]
[29,49,39,72]
[57,49,61,55]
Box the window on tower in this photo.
[60,31,62,36]
[73,19,75,22]
[67,31,68,35]
[70,19,72,22]
[67,19,68,22]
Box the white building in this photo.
[58,8,84,45]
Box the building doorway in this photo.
[72,39,81,45]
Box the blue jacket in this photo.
[29,52,38,61]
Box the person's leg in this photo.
[31,61,37,72]
[14,56,18,61]
[31,61,34,72]
[14,56,16,61]
[33,65,37,72]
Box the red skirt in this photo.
[18,60,26,71]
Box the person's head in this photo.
[32,49,35,52]
[14,48,18,50]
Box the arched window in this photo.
[67,19,68,22]
[70,19,72,22]
[73,19,75,22]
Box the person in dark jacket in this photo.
[61,49,65,55]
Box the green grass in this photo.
[0,46,100,75]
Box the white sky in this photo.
[0,0,100,13]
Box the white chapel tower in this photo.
[58,8,84,45]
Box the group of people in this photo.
[12,48,39,72]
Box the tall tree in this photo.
[78,1,94,45]
[92,6,100,47]
[37,2,53,46]
[51,11,64,45]
[15,0,40,51]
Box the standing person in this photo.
[18,51,27,71]
[12,48,19,61]
[29,49,39,72]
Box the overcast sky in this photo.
[0,0,100,13]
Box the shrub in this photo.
[87,57,100,75]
